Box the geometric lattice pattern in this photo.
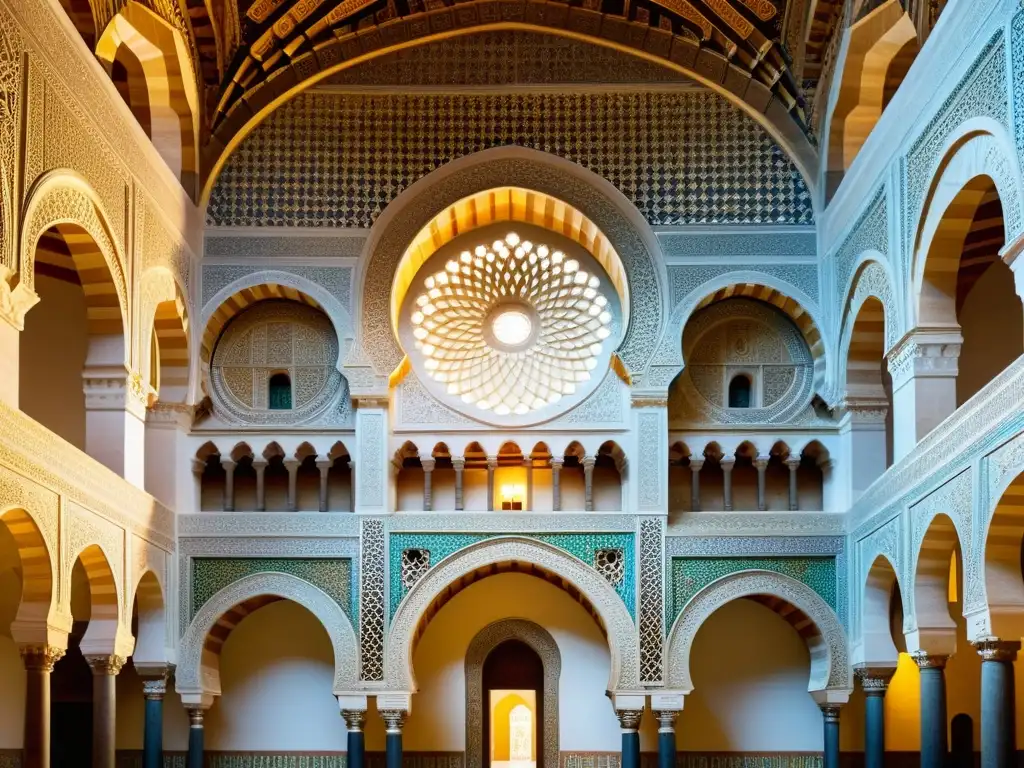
[669,556,838,626]
[400,548,431,589]
[637,518,664,683]
[190,557,354,621]
[594,548,625,587]
[407,231,614,416]
[387,532,636,619]
[359,519,387,681]
[208,91,814,228]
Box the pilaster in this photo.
[354,396,389,513]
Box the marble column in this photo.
[185,707,205,768]
[141,671,170,768]
[856,667,895,768]
[583,455,596,512]
[343,710,366,768]
[656,710,678,768]
[616,709,642,768]
[523,458,534,511]
[914,653,949,768]
[253,458,268,511]
[221,459,236,511]
[421,457,435,511]
[347,460,356,511]
[486,457,497,512]
[784,455,801,511]
[976,640,1020,768]
[720,457,735,511]
[754,455,770,511]
[821,706,841,768]
[86,655,125,768]
[551,457,563,511]
[191,458,205,512]
[20,645,64,768]
[316,458,332,511]
[282,458,300,511]
[689,458,703,511]
[381,709,407,768]
[452,457,465,511]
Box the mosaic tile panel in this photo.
[669,556,836,624]
[190,558,354,622]
[208,91,814,229]
[387,533,635,619]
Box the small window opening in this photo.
[269,373,292,410]
[728,375,752,408]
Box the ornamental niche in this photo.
[396,222,625,427]
[208,300,351,427]
[670,298,816,426]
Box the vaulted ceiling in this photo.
[64,0,860,198]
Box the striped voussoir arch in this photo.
[0,508,53,609]
[76,543,120,625]
[153,291,189,392]
[34,224,123,337]
[202,594,282,658]
[746,593,822,642]
[693,282,825,376]
[201,284,322,364]
[982,468,1024,622]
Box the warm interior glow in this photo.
[492,310,533,347]
[490,689,536,768]
[501,484,524,502]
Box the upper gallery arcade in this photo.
[1,0,1024,767]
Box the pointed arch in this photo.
[141,266,189,402]
[386,537,638,691]
[666,570,851,695]
[70,542,130,657]
[860,554,903,667]
[0,506,57,643]
[176,572,358,702]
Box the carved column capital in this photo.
[20,644,65,672]
[819,705,841,724]
[342,709,367,732]
[315,458,333,472]
[886,329,962,388]
[85,654,126,675]
[187,707,205,727]
[784,455,802,471]
[283,458,302,472]
[655,710,678,732]
[615,709,643,731]
[719,457,735,472]
[142,675,170,700]
[688,458,704,472]
[220,459,236,473]
[973,639,1021,662]
[420,458,436,473]
[549,457,564,470]
[582,455,597,471]
[911,651,948,669]
[486,457,498,471]
[451,457,465,471]
[380,709,407,733]
[754,456,770,471]
[855,666,895,692]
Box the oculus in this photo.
[400,225,620,424]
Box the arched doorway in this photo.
[483,640,544,768]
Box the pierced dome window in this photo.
[728,374,752,408]
[268,373,292,410]
[398,223,622,425]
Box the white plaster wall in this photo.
[679,599,826,751]
[956,261,1023,407]
[0,528,27,749]
[19,275,88,450]
[402,572,621,752]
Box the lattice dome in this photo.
[399,226,622,424]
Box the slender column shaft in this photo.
[253,460,267,511]
[421,458,435,512]
[857,668,894,768]
[821,706,841,768]
[347,461,355,511]
[285,459,300,511]
[583,456,596,512]
[754,457,769,511]
[656,711,678,768]
[689,459,703,512]
[486,458,497,512]
[192,459,205,512]
[453,458,465,511]
[524,459,534,511]
[977,641,1019,768]
[221,459,236,511]
[551,458,563,512]
[343,710,366,768]
[785,457,801,511]
[915,654,949,768]
[617,710,642,768]
[87,655,124,768]
[21,646,63,768]
[140,671,170,768]
[186,708,205,768]
[382,710,406,768]
[316,459,332,512]
[721,458,735,511]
